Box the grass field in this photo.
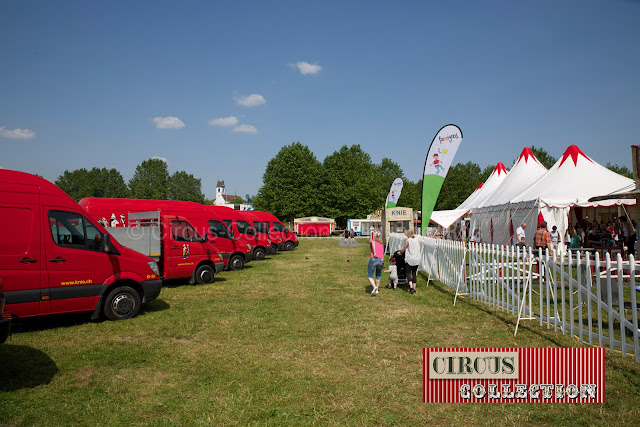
[2,238,640,425]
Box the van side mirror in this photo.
[102,234,120,255]
[201,232,208,243]
[247,228,256,236]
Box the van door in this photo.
[45,209,112,314]
[208,219,234,262]
[168,219,202,280]
[0,189,45,316]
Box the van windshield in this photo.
[273,222,287,232]
[253,221,269,234]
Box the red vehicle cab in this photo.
[205,206,273,261]
[252,211,299,251]
[0,170,162,321]
[79,198,253,271]
[238,211,283,254]
[78,198,225,281]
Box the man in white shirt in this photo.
[516,222,527,247]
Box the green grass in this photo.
[2,238,640,425]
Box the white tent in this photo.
[471,148,548,245]
[457,183,483,211]
[512,145,635,207]
[473,145,635,248]
[430,208,470,229]
[457,163,509,210]
[479,148,548,208]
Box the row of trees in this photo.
[54,145,633,227]
[56,158,205,203]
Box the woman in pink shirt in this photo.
[368,235,385,296]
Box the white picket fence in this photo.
[387,233,640,362]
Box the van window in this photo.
[273,222,287,232]
[236,220,254,235]
[49,211,89,249]
[171,221,202,242]
[223,219,232,230]
[253,221,269,235]
[209,220,232,239]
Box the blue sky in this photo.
[1,0,638,199]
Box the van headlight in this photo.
[247,244,253,251]
[147,261,160,276]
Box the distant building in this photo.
[214,179,253,210]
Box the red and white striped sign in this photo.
[423,348,605,403]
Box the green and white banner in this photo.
[421,124,463,235]
[385,177,404,208]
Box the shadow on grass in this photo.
[12,312,95,334]
[142,299,170,314]
[426,279,571,348]
[162,276,228,288]
[0,344,58,391]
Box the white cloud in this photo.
[152,116,185,129]
[0,126,36,140]
[292,61,322,75]
[232,125,258,134]
[151,156,168,163]
[208,116,239,127]
[235,94,266,107]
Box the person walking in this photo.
[368,235,385,296]
[399,229,421,294]
[344,228,350,244]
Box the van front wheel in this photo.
[195,265,215,284]
[284,241,294,251]
[254,247,266,261]
[104,286,141,320]
[229,254,245,270]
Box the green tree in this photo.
[56,167,128,201]
[167,171,205,203]
[129,158,169,199]
[87,167,129,198]
[56,168,90,201]
[375,158,404,203]
[321,145,379,228]
[253,142,323,221]
[397,178,421,211]
[228,197,245,204]
[605,163,633,179]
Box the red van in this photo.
[0,170,162,321]
[252,211,299,251]
[78,198,225,281]
[205,206,273,261]
[238,211,283,254]
[79,198,253,271]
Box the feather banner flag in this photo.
[421,124,463,235]
[385,178,404,208]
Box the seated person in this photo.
[598,224,612,246]
[587,227,601,246]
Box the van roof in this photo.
[0,169,77,205]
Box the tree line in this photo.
[54,145,633,227]
[56,158,205,203]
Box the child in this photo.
[384,257,398,290]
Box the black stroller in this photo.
[392,250,408,285]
